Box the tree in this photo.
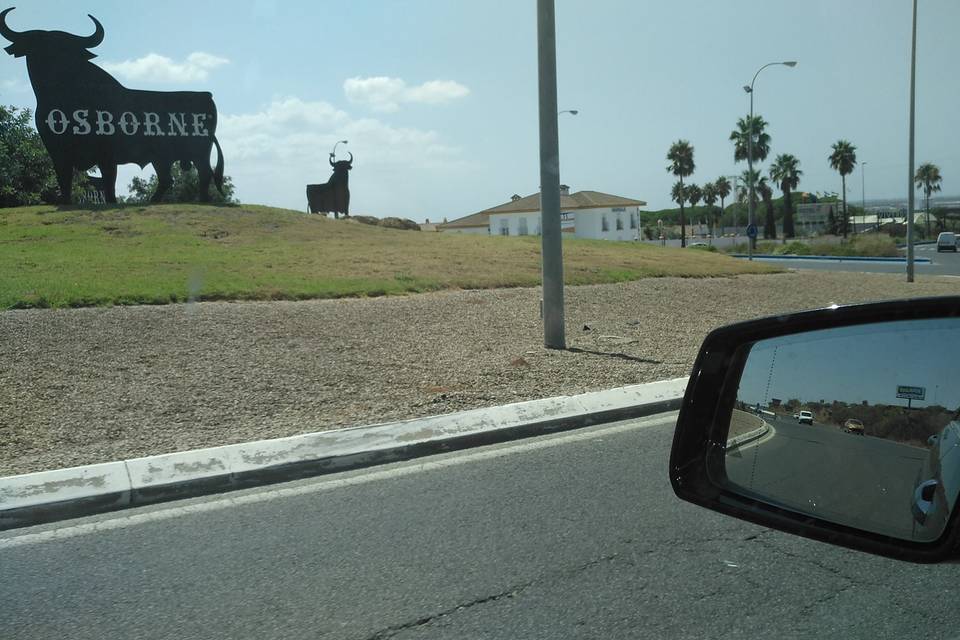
[914,162,943,235]
[127,164,237,204]
[730,115,771,164]
[738,169,760,207]
[757,177,776,239]
[670,180,687,232]
[826,206,838,236]
[0,104,59,207]
[714,177,732,232]
[666,140,695,247]
[701,182,718,238]
[828,140,857,239]
[769,154,803,239]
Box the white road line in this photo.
[0,413,678,549]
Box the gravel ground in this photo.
[2,269,959,476]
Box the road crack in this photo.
[362,553,621,639]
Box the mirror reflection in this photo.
[724,317,960,542]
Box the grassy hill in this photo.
[0,203,779,309]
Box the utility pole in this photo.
[907,0,917,282]
[537,0,565,348]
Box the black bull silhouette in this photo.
[306,154,352,218]
[0,8,225,204]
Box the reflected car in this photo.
[844,418,865,435]
[797,410,813,425]
[912,420,960,537]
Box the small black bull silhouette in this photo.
[0,8,225,204]
[306,153,352,218]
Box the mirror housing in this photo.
[670,296,960,563]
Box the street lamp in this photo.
[907,0,918,282]
[331,139,348,161]
[743,60,797,260]
[861,161,868,233]
[558,109,579,116]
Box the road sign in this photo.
[897,385,926,400]
[746,224,758,239]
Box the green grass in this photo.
[0,203,780,309]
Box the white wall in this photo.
[573,207,640,241]
[487,207,641,241]
[488,213,541,237]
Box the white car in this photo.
[797,411,813,425]
[936,232,957,252]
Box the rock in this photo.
[379,217,421,231]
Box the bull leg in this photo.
[152,163,173,203]
[54,158,73,205]
[99,164,118,204]
[197,163,213,203]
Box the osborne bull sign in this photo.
[0,8,225,204]
[307,153,353,218]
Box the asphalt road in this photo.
[727,414,931,540]
[745,244,960,275]
[3,412,960,640]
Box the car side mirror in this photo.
[670,297,960,563]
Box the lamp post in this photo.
[743,60,797,260]
[331,139,348,161]
[861,161,868,233]
[558,109,579,116]
[907,0,917,283]
[537,0,565,349]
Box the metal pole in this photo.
[537,0,565,349]
[747,90,755,260]
[861,162,867,233]
[907,0,917,282]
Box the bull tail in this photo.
[212,136,225,197]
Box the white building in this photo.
[438,185,646,241]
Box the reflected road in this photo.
[726,413,930,540]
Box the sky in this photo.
[738,318,960,410]
[1,0,957,221]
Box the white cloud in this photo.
[101,52,229,83]
[343,76,470,112]
[212,97,465,215]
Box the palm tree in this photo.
[757,178,776,239]
[739,169,760,207]
[730,115,771,164]
[769,154,803,239]
[671,180,687,241]
[914,162,943,235]
[667,140,695,247]
[828,140,857,239]
[702,182,718,239]
[686,184,703,239]
[714,177,732,234]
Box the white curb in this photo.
[1,377,688,529]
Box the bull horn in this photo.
[347,152,353,165]
[0,8,23,43]
[77,14,104,48]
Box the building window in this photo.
[602,214,609,232]
[616,214,623,231]
[630,212,637,229]
[518,217,528,236]
[500,219,510,236]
